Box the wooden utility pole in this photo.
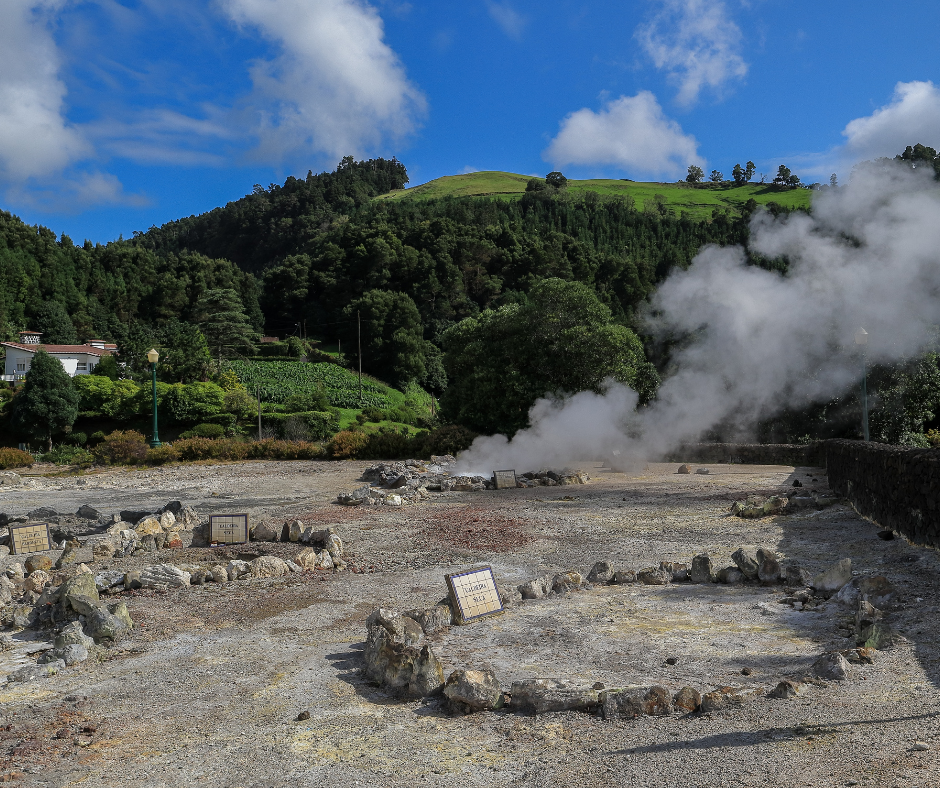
[357,310,362,404]
[257,384,262,441]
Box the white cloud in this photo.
[486,2,526,40]
[636,0,748,106]
[544,92,702,179]
[0,1,91,181]
[220,0,426,161]
[842,81,940,160]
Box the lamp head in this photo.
[854,327,868,346]
[147,348,160,364]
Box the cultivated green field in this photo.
[377,171,813,219]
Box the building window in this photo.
[16,362,26,371]
[77,362,88,371]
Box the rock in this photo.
[690,554,713,583]
[510,679,599,714]
[54,621,94,649]
[120,510,152,524]
[210,565,229,583]
[756,548,781,584]
[60,572,99,610]
[174,506,200,531]
[55,540,83,569]
[518,575,552,599]
[660,562,689,582]
[76,505,101,520]
[94,570,125,594]
[785,565,812,587]
[497,583,522,608]
[811,558,852,592]
[842,647,876,664]
[28,506,58,520]
[287,520,304,542]
[858,576,898,609]
[325,533,344,559]
[672,686,701,712]
[551,571,584,594]
[6,660,65,683]
[876,529,895,540]
[911,741,930,752]
[85,602,132,643]
[813,652,849,680]
[227,560,250,580]
[768,680,805,699]
[677,464,691,474]
[731,548,759,579]
[91,539,116,561]
[135,517,163,537]
[854,600,882,635]
[699,686,751,712]
[637,567,670,585]
[139,564,191,589]
[695,468,710,475]
[444,669,504,712]
[0,472,22,487]
[251,520,281,542]
[154,532,167,550]
[12,605,38,628]
[164,531,183,549]
[159,511,176,531]
[23,570,51,593]
[0,545,8,558]
[249,556,289,578]
[106,521,134,536]
[138,534,157,553]
[859,622,894,650]
[716,567,744,584]
[612,570,637,584]
[294,547,318,569]
[606,685,673,717]
[25,555,53,573]
[363,615,444,697]
[190,523,210,548]
[405,605,453,635]
[190,567,210,585]
[58,643,89,666]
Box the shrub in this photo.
[355,412,368,425]
[327,430,371,459]
[167,437,325,462]
[179,423,226,440]
[414,424,478,457]
[223,387,257,420]
[147,444,180,465]
[357,428,414,459]
[262,411,339,440]
[283,388,329,413]
[92,430,149,465]
[39,445,94,467]
[162,382,225,424]
[66,431,88,446]
[89,431,106,445]
[362,408,386,422]
[0,447,33,469]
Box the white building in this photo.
[1,331,117,382]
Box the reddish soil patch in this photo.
[412,505,533,553]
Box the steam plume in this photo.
[455,163,940,473]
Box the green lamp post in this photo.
[147,348,162,448]
[854,328,869,442]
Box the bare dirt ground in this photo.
[0,460,938,788]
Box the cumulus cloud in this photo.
[220,0,426,161]
[544,92,702,178]
[636,0,748,106]
[842,81,940,160]
[0,0,90,181]
[486,2,527,40]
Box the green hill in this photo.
[377,171,812,220]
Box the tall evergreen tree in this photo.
[9,349,79,451]
[195,288,258,360]
[33,301,77,344]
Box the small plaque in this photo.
[493,469,517,490]
[209,514,249,545]
[445,565,503,624]
[9,523,52,555]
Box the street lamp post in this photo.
[147,348,162,448]
[854,328,869,442]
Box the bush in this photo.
[283,388,329,413]
[223,387,258,420]
[165,437,325,462]
[66,431,88,446]
[162,382,225,424]
[362,408,386,422]
[355,412,368,425]
[147,444,180,465]
[327,430,371,459]
[39,444,94,467]
[0,447,33,469]
[262,411,339,440]
[414,424,478,457]
[89,431,106,445]
[179,423,226,439]
[92,430,149,465]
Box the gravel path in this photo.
[0,460,937,788]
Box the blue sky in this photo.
[2,0,940,244]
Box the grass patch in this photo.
[377,171,813,220]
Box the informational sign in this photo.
[445,565,503,624]
[492,469,518,490]
[209,514,249,545]
[9,523,52,555]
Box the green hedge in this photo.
[262,410,340,440]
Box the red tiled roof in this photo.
[0,342,116,357]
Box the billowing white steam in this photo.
[456,163,940,473]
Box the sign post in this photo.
[492,469,518,490]
[9,523,53,555]
[208,514,249,545]
[445,565,503,625]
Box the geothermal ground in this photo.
[0,460,938,788]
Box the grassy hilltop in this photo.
[377,171,812,220]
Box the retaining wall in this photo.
[664,443,825,467]
[825,439,940,548]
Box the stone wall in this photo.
[825,440,940,549]
[664,443,825,467]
